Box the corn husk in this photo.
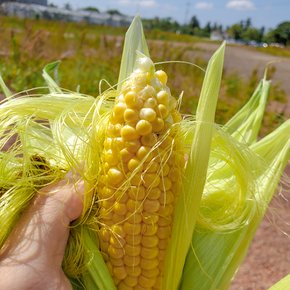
[269,274,290,290]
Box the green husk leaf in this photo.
[180,119,290,290]
[224,77,270,144]
[82,227,117,290]
[0,74,12,98]
[42,61,62,93]
[164,42,225,290]
[268,274,290,290]
[117,15,149,91]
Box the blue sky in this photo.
[49,0,290,29]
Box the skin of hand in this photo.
[0,173,84,290]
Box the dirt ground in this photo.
[230,168,290,290]
[193,42,290,117]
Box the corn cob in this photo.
[97,55,185,290]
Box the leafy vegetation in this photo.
[0,16,287,135]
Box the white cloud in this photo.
[226,0,255,10]
[119,0,131,5]
[118,0,157,8]
[140,0,157,7]
[195,2,214,10]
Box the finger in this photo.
[1,173,84,269]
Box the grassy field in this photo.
[0,16,288,134]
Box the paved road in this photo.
[192,42,290,115]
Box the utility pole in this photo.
[184,1,190,24]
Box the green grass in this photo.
[0,16,287,135]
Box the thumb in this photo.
[1,173,84,268]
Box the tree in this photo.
[270,22,290,45]
[227,23,243,40]
[189,16,200,30]
[83,7,100,13]
[242,27,261,43]
[64,3,72,10]
[106,9,123,16]
[204,22,212,34]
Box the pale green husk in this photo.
[268,274,290,290]
[164,42,225,290]
[0,16,289,290]
[180,120,290,290]
[224,76,270,144]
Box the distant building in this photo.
[0,0,47,5]
[210,30,223,41]
[0,1,132,26]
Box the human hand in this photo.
[0,174,84,290]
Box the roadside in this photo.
[193,42,290,116]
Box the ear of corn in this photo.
[96,51,185,289]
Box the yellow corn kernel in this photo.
[136,146,152,161]
[125,234,142,246]
[113,266,127,280]
[124,255,141,267]
[131,173,143,186]
[143,199,160,213]
[104,149,119,166]
[127,199,143,213]
[157,225,171,239]
[121,125,139,141]
[157,104,169,119]
[126,212,142,224]
[139,275,156,288]
[111,258,124,267]
[120,148,134,163]
[108,245,125,259]
[140,258,159,270]
[156,90,169,105]
[143,173,160,188]
[141,223,158,236]
[126,266,142,277]
[151,117,164,132]
[141,235,159,248]
[123,222,141,235]
[148,187,161,200]
[136,120,152,136]
[144,97,157,108]
[140,247,159,259]
[124,275,138,287]
[141,133,157,147]
[125,139,141,153]
[125,244,141,256]
[155,70,168,85]
[142,267,160,278]
[142,213,159,224]
[158,216,172,227]
[128,186,146,201]
[139,108,156,122]
[107,168,124,186]
[128,158,143,172]
[110,233,125,248]
[124,108,139,123]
